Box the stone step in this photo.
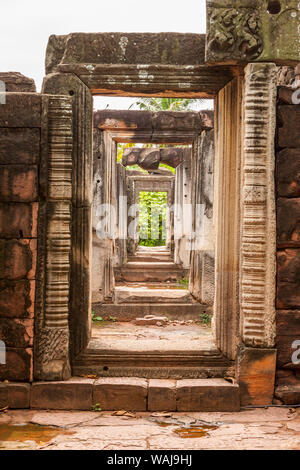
[114,286,194,304]
[126,261,180,269]
[14,377,239,411]
[115,262,188,282]
[92,302,210,321]
[128,254,172,263]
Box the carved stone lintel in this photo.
[206,1,300,65]
[241,63,277,348]
[206,2,263,63]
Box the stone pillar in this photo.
[115,163,127,267]
[189,131,215,303]
[174,153,192,268]
[237,62,277,405]
[42,73,93,364]
[34,94,73,381]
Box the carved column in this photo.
[42,73,93,360]
[241,62,277,348]
[237,62,277,405]
[34,95,73,380]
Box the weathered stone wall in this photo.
[0,80,40,382]
[275,78,300,404]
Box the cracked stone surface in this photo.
[0,408,300,450]
[91,322,214,351]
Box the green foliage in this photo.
[200,312,211,325]
[91,403,102,412]
[159,163,175,174]
[92,310,103,323]
[139,191,167,247]
[135,97,198,112]
[178,277,189,287]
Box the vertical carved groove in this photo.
[241,63,277,347]
[45,97,73,328]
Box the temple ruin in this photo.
[0,0,299,411]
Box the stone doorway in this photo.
[34,32,278,408]
[85,105,223,379]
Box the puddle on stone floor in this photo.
[0,423,74,445]
[149,416,221,438]
[174,425,218,438]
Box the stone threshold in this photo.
[73,348,233,379]
[0,377,240,412]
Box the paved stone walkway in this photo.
[0,407,300,450]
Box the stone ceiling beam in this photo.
[45,33,234,97]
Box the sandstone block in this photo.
[278,106,300,148]
[277,249,300,308]
[0,280,35,318]
[0,348,32,381]
[0,72,36,92]
[0,318,33,348]
[278,86,297,105]
[0,93,41,128]
[176,379,240,412]
[148,379,176,411]
[276,310,300,367]
[134,316,168,326]
[0,383,8,408]
[277,198,300,247]
[93,377,147,411]
[237,347,277,406]
[206,1,299,64]
[276,369,295,385]
[0,128,40,165]
[31,378,93,410]
[275,384,300,405]
[47,33,205,69]
[0,239,36,280]
[0,165,38,202]
[0,202,38,238]
[0,382,31,408]
[276,149,300,198]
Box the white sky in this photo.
[1,0,212,110]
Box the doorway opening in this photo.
[79,96,230,378]
[138,191,167,248]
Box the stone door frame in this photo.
[126,174,175,254]
[35,53,277,381]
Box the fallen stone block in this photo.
[134,316,169,326]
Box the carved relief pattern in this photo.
[207,6,263,61]
[45,97,73,329]
[241,63,277,348]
